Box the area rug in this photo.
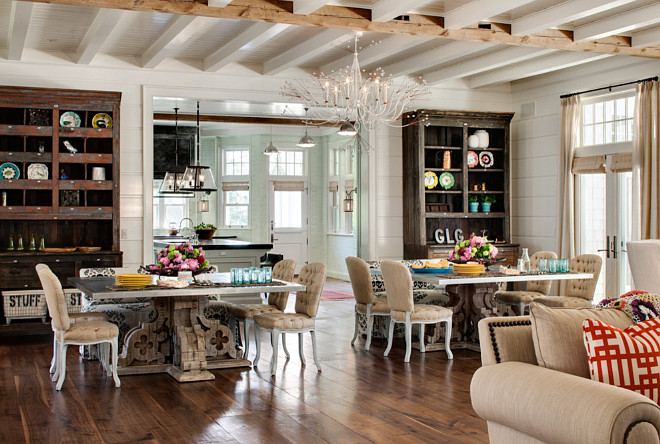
[321,289,354,301]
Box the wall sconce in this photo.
[199,192,210,212]
[343,188,357,212]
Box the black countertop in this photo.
[154,239,272,250]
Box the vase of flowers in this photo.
[449,234,498,264]
[147,242,210,276]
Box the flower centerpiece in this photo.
[148,242,210,276]
[450,234,499,264]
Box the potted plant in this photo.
[469,195,480,213]
[194,223,217,240]
[481,195,496,213]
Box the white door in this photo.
[268,181,309,273]
[577,165,633,301]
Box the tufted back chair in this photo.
[526,251,558,294]
[381,260,414,314]
[267,259,296,311]
[566,254,602,300]
[345,256,375,305]
[627,240,660,294]
[294,262,327,318]
[36,264,71,331]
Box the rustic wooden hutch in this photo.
[0,86,122,328]
[402,110,519,265]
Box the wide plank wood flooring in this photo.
[0,279,488,443]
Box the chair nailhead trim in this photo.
[624,420,650,443]
[487,320,532,364]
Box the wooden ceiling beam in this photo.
[443,0,537,30]
[76,8,124,64]
[574,3,660,41]
[154,113,337,127]
[7,1,34,61]
[21,0,660,59]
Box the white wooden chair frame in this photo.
[384,312,453,363]
[237,317,290,360]
[253,321,321,376]
[51,329,120,390]
[351,303,390,351]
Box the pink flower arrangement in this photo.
[151,242,209,273]
[450,234,498,263]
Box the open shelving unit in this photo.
[403,110,519,265]
[0,86,123,328]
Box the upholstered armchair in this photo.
[471,303,660,443]
[627,239,660,294]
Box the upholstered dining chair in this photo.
[381,260,453,363]
[227,259,296,359]
[626,239,660,294]
[494,251,558,315]
[533,254,602,308]
[253,262,327,376]
[345,256,390,350]
[36,264,120,390]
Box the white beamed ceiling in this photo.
[2,0,660,91]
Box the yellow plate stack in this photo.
[115,274,154,288]
[452,264,485,276]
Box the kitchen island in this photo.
[153,238,272,273]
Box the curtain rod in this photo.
[560,76,658,99]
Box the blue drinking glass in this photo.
[242,268,250,284]
[548,259,558,274]
[264,266,272,283]
[538,259,547,273]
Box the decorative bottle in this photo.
[28,234,36,251]
[38,235,45,251]
[7,235,14,251]
[521,248,531,273]
[16,234,24,251]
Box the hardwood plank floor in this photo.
[0,279,488,443]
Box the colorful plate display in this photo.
[479,151,494,168]
[439,172,454,190]
[92,113,113,129]
[60,111,81,128]
[424,171,438,189]
[467,150,478,168]
[27,163,48,180]
[0,162,19,179]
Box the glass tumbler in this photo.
[548,259,558,273]
[257,268,266,284]
[230,268,237,284]
[264,266,272,283]
[560,258,570,273]
[538,259,547,273]
[242,268,251,284]
[251,267,259,284]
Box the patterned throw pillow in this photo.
[583,318,660,403]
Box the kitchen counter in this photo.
[153,239,272,272]
[154,235,237,241]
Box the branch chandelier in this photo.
[281,32,430,149]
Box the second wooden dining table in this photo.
[68,273,305,382]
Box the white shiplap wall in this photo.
[510,56,660,255]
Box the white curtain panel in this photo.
[633,80,660,240]
[558,96,581,261]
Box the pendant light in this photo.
[337,121,357,136]
[264,125,279,156]
[158,107,193,197]
[180,101,217,192]
[297,107,315,148]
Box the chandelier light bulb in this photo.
[337,121,357,136]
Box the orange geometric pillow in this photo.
[582,318,660,404]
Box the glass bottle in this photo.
[16,234,24,251]
[521,248,531,273]
[38,235,45,251]
[28,234,36,251]
[7,235,14,251]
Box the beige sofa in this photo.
[471,303,660,443]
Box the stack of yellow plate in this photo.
[452,263,485,276]
[115,274,154,288]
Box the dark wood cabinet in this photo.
[403,110,518,265]
[0,86,123,326]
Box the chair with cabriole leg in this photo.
[36,264,120,390]
[345,256,390,350]
[381,260,453,363]
[253,262,327,376]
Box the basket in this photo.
[2,290,48,323]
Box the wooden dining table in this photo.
[68,273,305,382]
[372,268,592,351]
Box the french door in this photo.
[577,161,632,301]
[268,181,309,273]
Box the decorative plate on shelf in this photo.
[479,151,494,168]
[0,162,20,179]
[92,113,113,129]
[439,172,455,190]
[59,111,81,128]
[27,163,48,180]
[467,151,478,168]
[424,171,438,189]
